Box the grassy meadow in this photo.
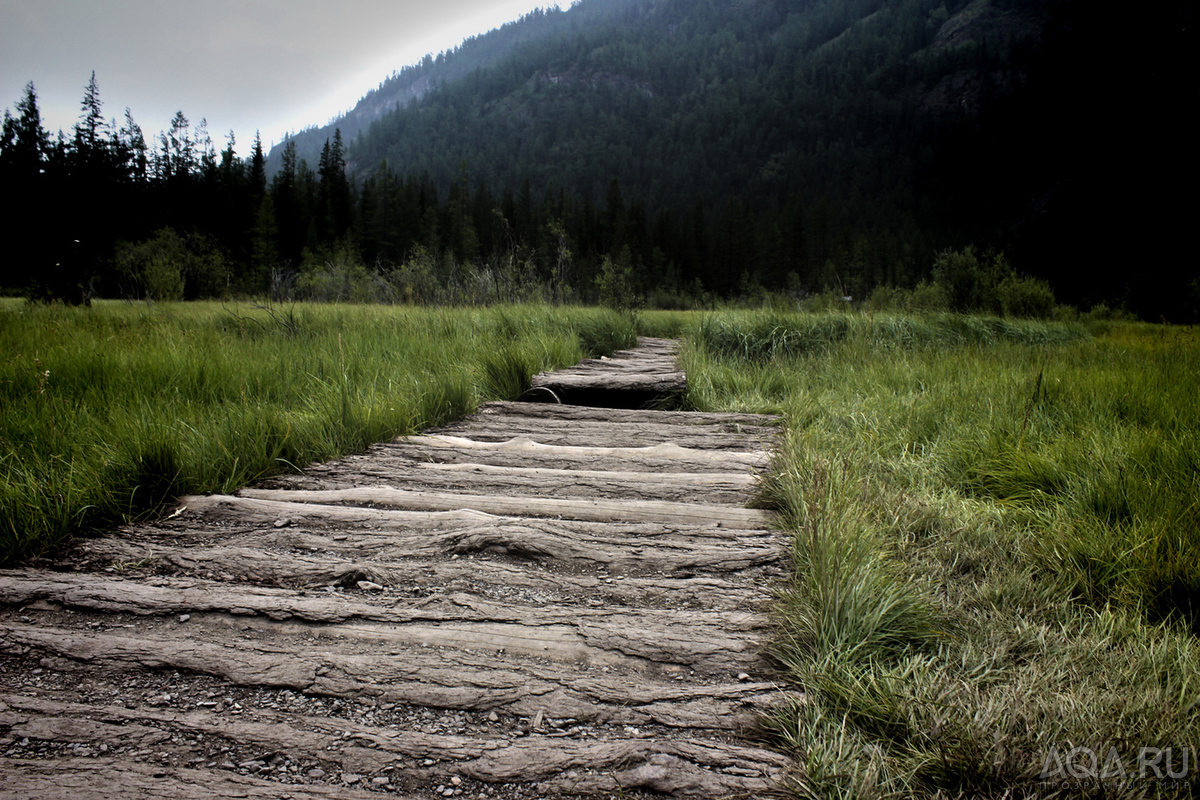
[2,299,1197,797]
[0,299,636,563]
[678,312,1200,798]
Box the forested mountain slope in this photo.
[265,3,643,177]
[335,0,1195,317]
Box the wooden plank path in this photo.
[0,337,789,799]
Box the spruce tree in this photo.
[247,131,266,207]
[76,71,103,158]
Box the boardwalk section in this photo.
[523,336,685,407]
[0,338,788,799]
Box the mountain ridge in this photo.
[267,2,643,174]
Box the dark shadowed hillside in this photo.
[331,0,1196,318]
[266,3,642,177]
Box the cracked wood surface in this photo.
[0,337,790,799]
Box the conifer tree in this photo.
[247,131,266,207]
[76,71,104,158]
[1,82,48,175]
[317,129,352,242]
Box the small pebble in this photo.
[737,673,751,682]
[178,614,190,623]
[450,776,462,786]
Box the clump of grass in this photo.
[479,348,534,400]
[574,307,639,355]
[697,313,851,361]
[0,300,634,563]
[678,309,1200,798]
[768,451,946,668]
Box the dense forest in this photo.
[1,0,1194,319]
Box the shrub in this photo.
[595,247,642,311]
[112,228,229,301]
[996,273,1056,318]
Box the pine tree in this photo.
[247,131,266,207]
[76,71,104,158]
[160,110,192,180]
[119,108,148,184]
[317,129,352,242]
[1,82,48,175]
[1,83,51,293]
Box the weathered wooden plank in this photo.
[532,371,687,392]
[0,571,767,650]
[1,695,790,798]
[234,486,771,528]
[165,496,779,578]
[69,537,775,610]
[1,626,777,722]
[428,416,776,450]
[418,462,754,483]
[322,439,766,475]
[0,759,399,800]
[404,435,769,468]
[477,400,780,427]
[265,462,757,504]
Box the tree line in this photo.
[0,73,941,308]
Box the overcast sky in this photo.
[1,0,555,156]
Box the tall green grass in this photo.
[0,300,636,563]
[671,310,1200,798]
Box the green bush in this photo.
[931,246,999,313]
[112,228,229,301]
[996,273,1056,318]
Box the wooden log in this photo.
[264,461,758,504]
[477,401,780,427]
[319,439,765,475]
[1,694,790,798]
[1,626,778,722]
[68,537,777,610]
[427,416,776,450]
[0,759,395,800]
[234,487,772,528]
[404,435,769,468]
[0,570,768,655]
